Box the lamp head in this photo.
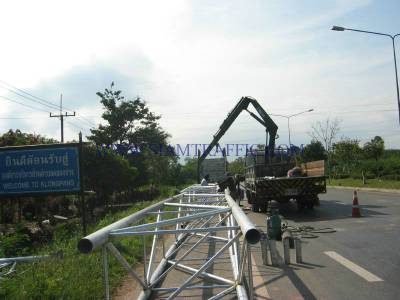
[331,26,345,31]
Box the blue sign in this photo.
[0,145,81,195]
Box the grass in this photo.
[0,185,182,300]
[328,178,400,190]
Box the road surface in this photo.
[247,188,400,300]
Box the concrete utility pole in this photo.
[50,94,75,143]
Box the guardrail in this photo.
[78,184,260,299]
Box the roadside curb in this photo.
[328,185,400,194]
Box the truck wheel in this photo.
[252,203,259,212]
[306,202,314,209]
[246,190,251,203]
[260,203,268,213]
[297,197,305,211]
[313,195,320,206]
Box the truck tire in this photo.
[296,197,305,211]
[246,190,251,203]
[251,193,259,212]
[260,202,268,213]
[252,203,259,212]
[306,201,314,209]
[313,195,320,206]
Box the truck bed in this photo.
[246,175,326,198]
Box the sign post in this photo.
[79,132,87,235]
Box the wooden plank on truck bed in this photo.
[301,160,325,176]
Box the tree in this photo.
[309,118,341,179]
[301,140,326,162]
[180,158,198,184]
[83,145,138,210]
[309,118,341,152]
[0,129,57,146]
[88,83,173,187]
[363,136,384,161]
[88,83,168,145]
[228,157,245,175]
[332,138,362,174]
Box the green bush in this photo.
[333,174,350,179]
[380,174,400,181]
[0,224,33,257]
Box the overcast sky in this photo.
[0,0,399,157]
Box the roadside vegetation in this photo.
[328,178,400,190]
[0,189,177,300]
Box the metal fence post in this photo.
[283,237,290,264]
[260,233,269,265]
[247,242,254,300]
[102,245,110,300]
[295,237,303,263]
[269,239,279,266]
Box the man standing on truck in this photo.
[201,174,210,186]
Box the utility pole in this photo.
[50,94,75,143]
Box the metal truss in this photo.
[78,184,260,299]
[0,253,60,280]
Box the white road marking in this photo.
[324,251,384,282]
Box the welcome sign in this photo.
[0,144,81,196]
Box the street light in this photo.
[331,25,400,124]
[271,109,314,148]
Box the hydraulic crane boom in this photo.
[198,96,278,165]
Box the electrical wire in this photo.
[0,80,60,110]
[0,95,93,134]
[0,80,96,128]
[0,95,50,113]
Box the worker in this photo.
[287,166,304,177]
[201,174,210,186]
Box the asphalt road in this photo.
[247,188,400,300]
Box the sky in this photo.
[0,0,399,158]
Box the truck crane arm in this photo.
[198,96,278,165]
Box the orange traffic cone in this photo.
[352,190,361,217]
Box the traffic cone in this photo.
[352,190,361,217]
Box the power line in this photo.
[0,94,92,136]
[0,80,96,127]
[0,95,50,113]
[0,116,43,119]
[0,82,60,111]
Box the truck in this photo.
[197,96,326,212]
[199,157,227,183]
[244,150,326,212]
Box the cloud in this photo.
[0,0,399,151]
[1,55,153,141]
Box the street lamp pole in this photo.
[271,109,314,148]
[331,26,400,124]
